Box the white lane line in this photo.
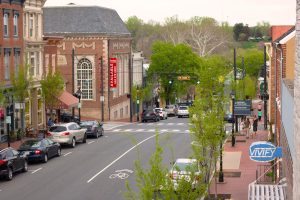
[171,129,180,132]
[157,123,163,125]
[88,141,95,144]
[136,129,145,132]
[112,129,122,132]
[147,129,155,132]
[87,132,165,183]
[63,152,72,157]
[31,167,42,174]
[124,129,133,132]
[160,129,168,132]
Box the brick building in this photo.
[43,5,132,121]
[0,0,25,141]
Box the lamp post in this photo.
[74,87,82,122]
[5,94,13,147]
[136,86,140,122]
[231,91,236,147]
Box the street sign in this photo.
[177,76,190,81]
[234,100,251,116]
[100,96,105,102]
[249,142,282,162]
[137,99,140,104]
[6,116,11,124]
[78,102,82,109]
[109,58,117,88]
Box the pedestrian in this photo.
[47,118,54,127]
[252,115,258,138]
[244,118,251,139]
[258,110,262,121]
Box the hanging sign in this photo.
[110,58,117,88]
[249,141,282,162]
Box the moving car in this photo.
[0,147,28,181]
[80,120,104,138]
[18,139,61,163]
[177,106,189,118]
[168,158,201,190]
[165,105,177,116]
[141,109,160,122]
[154,108,168,120]
[47,122,87,148]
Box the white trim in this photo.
[279,30,295,44]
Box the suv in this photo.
[47,122,87,148]
[165,105,177,116]
[154,108,168,120]
[0,147,28,180]
[177,106,189,118]
[141,109,160,122]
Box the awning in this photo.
[248,182,286,200]
[57,91,79,109]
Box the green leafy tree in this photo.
[125,16,144,50]
[236,48,264,77]
[11,65,31,104]
[40,72,64,118]
[233,23,244,41]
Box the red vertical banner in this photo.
[110,58,117,88]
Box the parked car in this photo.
[154,108,168,120]
[141,109,160,122]
[47,122,87,148]
[177,106,189,118]
[0,147,28,181]
[168,158,201,190]
[60,113,80,124]
[165,105,177,116]
[18,138,61,163]
[80,120,104,138]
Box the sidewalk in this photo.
[209,100,269,200]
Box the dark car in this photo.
[141,109,160,122]
[18,139,61,163]
[0,147,28,181]
[224,113,234,123]
[60,113,80,124]
[80,121,104,138]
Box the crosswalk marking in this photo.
[136,129,145,132]
[107,128,191,133]
[124,129,132,132]
[147,129,155,132]
[167,123,174,125]
[171,129,180,132]
[112,129,122,132]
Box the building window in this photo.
[114,111,118,119]
[29,14,33,37]
[4,13,9,37]
[13,14,18,36]
[125,106,128,115]
[120,108,124,118]
[30,52,35,76]
[4,51,10,80]
[14,50,20,76]
[36,52,40,75]
[77,58,93,100]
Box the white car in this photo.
[154,108,168,120]
[165,105,177,116]
[177,106,189,118]
[47,122,87,148]
[168,158,201,190]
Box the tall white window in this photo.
[30,52,35,76]
[77,58,93,100]
[36,52,40,75]
[4,51,10,80]
[13,14,18,36]
[29,14,34,37]
[14,50,20,76]
[4,13,9,37]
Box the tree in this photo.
[236,48,264,77]
[40,72,64,118]
[125,16,144,50]
[148,42,202,104]
[233,23,244,41]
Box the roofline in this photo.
[43,5,116,12]
[44,32,131,37]
[279,30,295,44]
[273,26,295,43]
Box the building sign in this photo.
[249,142,282,162]
[110,58,117,88]
[177,76,190,81]
[234,100,251,116]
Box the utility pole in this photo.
[234,48,238,133]
[263,46,268,130]
[100,56,104,122]
[129,53,133,122]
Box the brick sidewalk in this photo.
[209,100,269,200]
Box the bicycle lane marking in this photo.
[86,132,165,183]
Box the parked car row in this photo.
[0,121,104,181]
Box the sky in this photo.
[44,0,296,26]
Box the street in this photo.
[0,117,193,200]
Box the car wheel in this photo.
[95,131,99,138]
[71,138,76,148]
[22,160,28,172]
[57,148,61,157]
[43,153,48,163]
[6,167,13,181]
[101,128,104,136]
[83,134,87,143]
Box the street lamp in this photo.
[5,94,13,147]
[219,128,224,182]
[74,87,82,122]
[230,91,236,147]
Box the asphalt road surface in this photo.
[0,117,195,200]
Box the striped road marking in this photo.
[112,129,122,132]
[31,168,42,174]
[123,129,133,132]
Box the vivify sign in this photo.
[249,141,282,162]
[109,58,117,88]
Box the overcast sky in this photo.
[44,0,296,26]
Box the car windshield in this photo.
[49,126,67,132]
[20,140,41,148]
[179,106,188,110]
[173,161,198,172]
[80,121,95,126]
[155,108,161,112]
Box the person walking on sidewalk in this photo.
[244,118,251,139]
[252,115,258,138]
[258,110,262,121]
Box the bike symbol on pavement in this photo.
[109,169,133,180]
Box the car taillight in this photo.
[46,132,52,137]
[63,132,70,136]
[0,160,7,165]
[35,150,42,154]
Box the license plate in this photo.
[146,114,150,116]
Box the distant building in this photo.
[43,5,132,121]
[0,0,25,141]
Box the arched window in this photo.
[77,58,93,100]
